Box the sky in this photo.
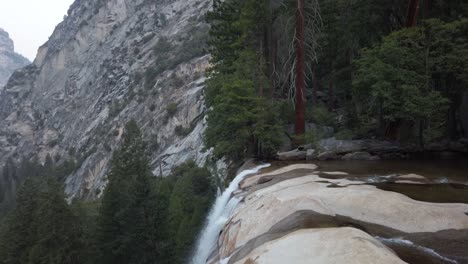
[0,0,75,61]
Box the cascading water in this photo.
[191,163,271,264]
[376,237,458,264]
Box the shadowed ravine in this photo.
[192,160,468,264]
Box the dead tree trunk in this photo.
[295,0,306,139]
[406,0,420,27]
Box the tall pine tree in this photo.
[98,120,167,264]
[0,176,83,264]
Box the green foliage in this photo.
[165,161,216,263]
[205,1,283,160]
[145,26,209,90]
[149,134,160,152]
[353,19,468,142]
[0,122,216,264]
[175,125,194,137]
[296,126,328,148]
[311,0,468,143]
[97,121,215,264]
[166,103,179,117]
[205,67,282,160]
[71,200,101,264]
[306,104,335,127]
[0,156,78,220]
[97,120,163,264]
[109,101,124,118]
[0,177,84,264]
[335,129,355,140]
[153,37,173,55]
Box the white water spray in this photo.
[191,163,271,264]
[376,237,458,264]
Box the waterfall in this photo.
[191,163,271,264]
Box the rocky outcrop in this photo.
[0,28,30,88]
[280,137,468,162]
[0,0,223,199]
[207,163,468,264]
[342,151,380,160]
[277,149,306,161]
[232,228,406,264]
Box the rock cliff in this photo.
[0,28,30,88]
[0,0,223,199]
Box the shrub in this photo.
[166,103,178,117]
[335,129,355,140]
[148,134,159,152]
[153,37,173,55]
[306,104,335,127]
[174,125,194,137]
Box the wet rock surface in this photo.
[209,162,468,264]
[231,228,406,264]
[277,149,307,161]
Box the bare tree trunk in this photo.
[406,0,420,27]
[295,0,306,139]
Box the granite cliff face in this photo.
[0,0,224,199]
[0,28,30,88]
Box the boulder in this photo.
[298,143,314,150]
[342,151,380,161]
[396,174,427,181]
[318,151,339,160]
[394,174,428,184]
[363,140,402,154]
[277,149,306,161]
[322,171,348,176]
[232,228,406,264]
[319,138,365,154]
[449,141,468,152]
[306,149,317,160]
[426,142,447,151]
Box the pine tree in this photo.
[166,161,215,263]
[28,177,83,264]
[205,0,283,160]
[0,176,84,264]
[98,120,166,264]
[0,178,40,264]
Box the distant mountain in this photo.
[0,28,30,88]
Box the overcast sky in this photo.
[0,0,75,61]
